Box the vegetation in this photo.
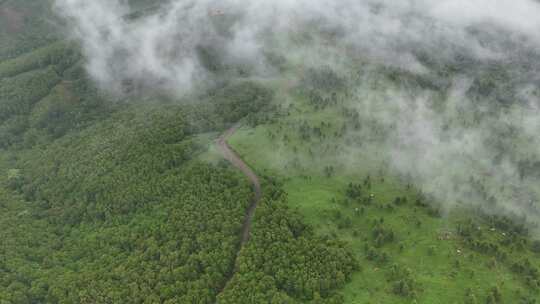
[0,41,79,79]
[219,180,358,303]
[227,59,540,303]
[3,1,540,303]
[0,0,58,61]
[0,14,353,301]
[0,45,109,149]
[0,75,355,303]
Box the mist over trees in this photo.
[3,0,540,303]
[51,0,540,231]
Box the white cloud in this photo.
[55,0,540,230]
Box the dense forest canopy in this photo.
[2,0,540,303]
[0,7,354,300]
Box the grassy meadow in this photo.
[227,84,540,303]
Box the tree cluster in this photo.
[218,181,358,303]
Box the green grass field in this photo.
[227,87,540,303]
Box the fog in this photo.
[55,0,540,230]
[54,0,540,92]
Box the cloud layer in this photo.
[56,0,540,230]
[55,0,540,91]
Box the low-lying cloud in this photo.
[56,0,540,231]
[54,0,540,93]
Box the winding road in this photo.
[216,124,262,296]
[217,124,262,244]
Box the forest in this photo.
[0,3,355,301]
[0,46,355,303]
[3,0,540,303]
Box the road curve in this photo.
[215,124,262,299]
[217,124,262,244]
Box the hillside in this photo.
[228,66,540,302]
[2,1,540,304]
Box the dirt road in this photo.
[217,124,262,244]
[215,124,262,300]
